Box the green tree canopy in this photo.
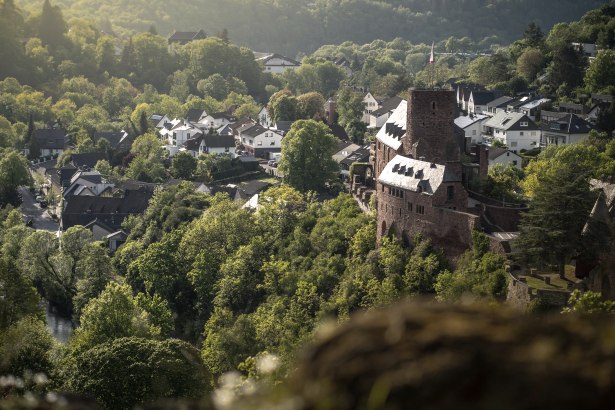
[279,119,339,192]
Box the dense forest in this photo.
[2,0,615,408]
[13,0,610,55]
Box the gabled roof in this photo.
[229,118,256,133]
[218,124,233,135]
[486,96,515,108]
[484,111,538,131]
[488,147,521,161]
[242,124,281,138]
[61,189,153,231]
[454,114,488,129]
[542,113,594,135]
[341,146,370,168]
[186,108,205,123]
[274,121,294,133]
[378,155,459,195]
[70,153,107,170]
[168,29,206,42]
[204,133,235,148]
[376,100,407,151]
[84,218,116,234]
[33,128,69,150]
[256,53,300,66]
[92,131,130,149]
[470,91,497,106]
[327,123,349,141]
[371,96,404,117]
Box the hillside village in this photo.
[2,1,615,407]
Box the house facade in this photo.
[239,124,283,158]
[488,147,523,170]
[454,114,489,144]
[369,96,404,129]
[541,113,594,146]
[483,111,540,152]
[33,128,69,158]
[256,53,301,74]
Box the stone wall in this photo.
[506,271,571,310]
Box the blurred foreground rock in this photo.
[291,301,615,410]
[3,301,615,409]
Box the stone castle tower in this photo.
[403,89,460,163]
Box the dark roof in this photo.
[372,96,404,117]
[59,166,78,187]
[114,180,159,192]
[61,189,153,231]
[92,131,128,148]
[209,112,235,121]
[204,133,235,148]
[183,135,203,151]
[84,218,116,234]
[328,123,349,141]
[471,91,496,106]
[229,118,256,133]
[186,108,204,123]
[33,128,68,150]
[168,29,206,42]
[275,121,294,133]
[243,124,277,137]
[486,96,515,108]
[70,153,107,170]
[541,113,594,135]
[484,111,539,131]
[341,146,370,168]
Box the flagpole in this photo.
[429,41,435,89]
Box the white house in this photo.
[362,92,382,123]
[468,91,496,115]
[488,147,523,170]
[454,114,489,144]
[239,124,283,158]
[258,107,273,127]
[541,113,595,147]
[483,111,540,152]
[197,112,236,131]
[62,171,114,199]
[163,121,202,156]
[485,96,515,116]
[369,96,404,129]
[32,129,69,158]
[182,133,237,158]
[256,53,301,74]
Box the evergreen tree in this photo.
[523,22,545,48]
[25,114,34,145]
[148,25,158,35]
[515,168,595,277]
[139,110,149,135]
[120,37,136,77]
[38,0,67,51]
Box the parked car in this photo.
[39,200,48,208]
[35,195,44,203]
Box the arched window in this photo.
[381,220,387,236]
[432,101,436,110]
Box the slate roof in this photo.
[340,146,370,168]
[470,91,497,106]
[328,123,349,141]
[61,189,153,231]
[372,96,404,117]
[378,155,459,195]
[168,29,206,42]
[454,114,488,129]
[242,124,280,138]
[541,113,594,135]
[205,133,235,148]
[186,108,205,123]
[33,129,69,150]
[274,121,294,133]
[70,153,107,170]
[92,131,130,149]
[376,100,407,151]
[486,96,515,108]
[484,111,538,131]
[230,118,256,134]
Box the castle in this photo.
[371,89,482,255]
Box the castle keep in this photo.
[373,89,479,254]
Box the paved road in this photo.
[18,186,59,232]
